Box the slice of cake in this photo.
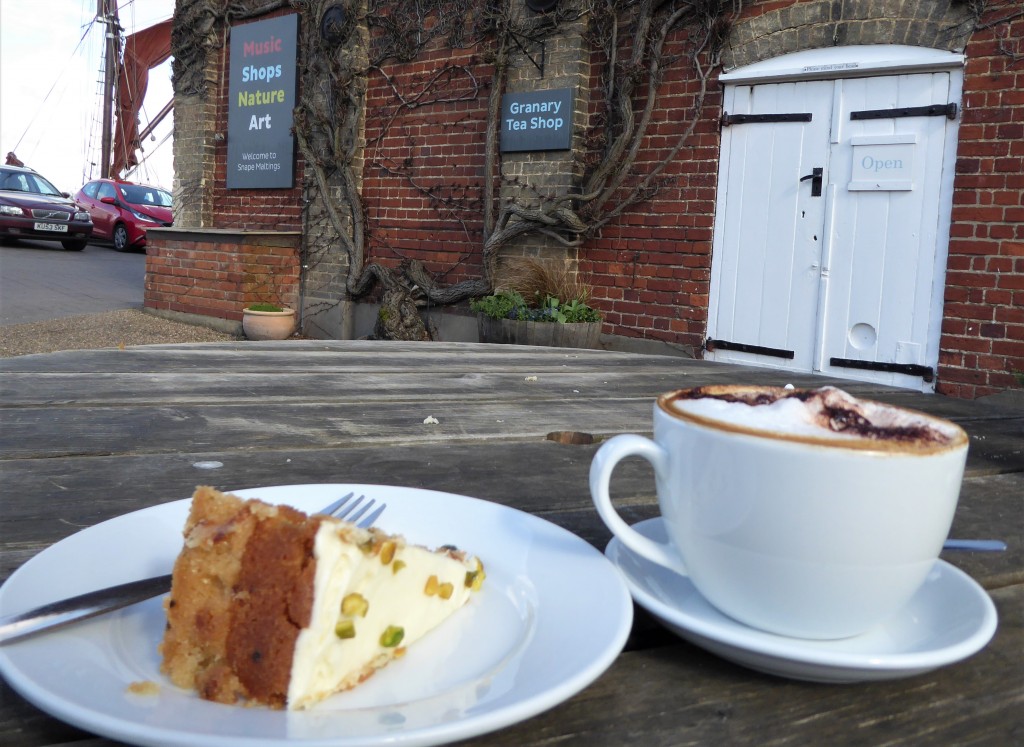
[159,486,485,710]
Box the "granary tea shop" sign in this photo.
[500,89,573,153]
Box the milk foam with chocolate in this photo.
[669,386,962,446]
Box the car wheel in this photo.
[61,239,87,251]
[113,224,130,252]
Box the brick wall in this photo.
[168,0,1022,397]
[145,228,301,320]
[158,6,306,329]
[939,7,1024,398]
[361,41,490,288]
[170,6,305,232]
[206,10,306,232]
[713,0,1021,397]
[580,25,720,350]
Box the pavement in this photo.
[0,241,149,326]
[0,309,238,357]
[0,240,239,356]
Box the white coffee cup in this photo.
[590,385,969,639]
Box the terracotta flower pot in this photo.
[242,307,296,341]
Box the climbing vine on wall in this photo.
[171,0,744,338]
[171,0,1017,340]
[293,0,747,338]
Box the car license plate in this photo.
[34,222,68,233]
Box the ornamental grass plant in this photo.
[472,259,601,324]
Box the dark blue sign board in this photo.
[226,14,298,189]
[500,89,573,152]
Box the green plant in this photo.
[246,302,286,312]
[470,291,527,320]
[538,295,567,323]
[471,291,601,323]
[560,298,602,324]
[473,258,602,324]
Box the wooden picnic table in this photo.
[1,340,1021,746]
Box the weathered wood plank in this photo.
[2,443,1019,591]
[1,341,1020,747]
[2,584,1019,747]
[460,585,1023,747]
[5,369,1019,423]
[0,340,916,390]
[4,401,1018,474]
[0,341,700,374]
[0,370,715,407]
[0,440,656,578]
[1,396,652,458]
[0,676,95,747]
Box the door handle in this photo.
[800,167,823,197]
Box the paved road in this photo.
[0,240,145,325]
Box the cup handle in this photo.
[590,433,687,576]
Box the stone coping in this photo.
[147,227,302,239]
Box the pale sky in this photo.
[0,0,176,194]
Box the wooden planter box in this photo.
[478,316,601,349]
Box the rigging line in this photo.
[79,0,107,184]
[125,129,171,182]
[12,17,99,153]
[113,3,172,175]
[82,18,111,185]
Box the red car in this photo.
[75,178,173,252]
[0,165,94,251]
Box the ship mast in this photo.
[98,0,121,178]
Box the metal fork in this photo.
[320,491,387,528]
[0,492,386,645]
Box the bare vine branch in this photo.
[177,0,743,335]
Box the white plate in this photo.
[607,518,998,683]
[0,484,633,746]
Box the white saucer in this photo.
[606,518,998,683]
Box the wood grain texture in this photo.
[1,341,1020,747]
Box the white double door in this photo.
[706,70,960,391]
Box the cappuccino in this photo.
[665,385,965,452]
[591,383,970,638]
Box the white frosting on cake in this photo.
[287,522,478,709]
